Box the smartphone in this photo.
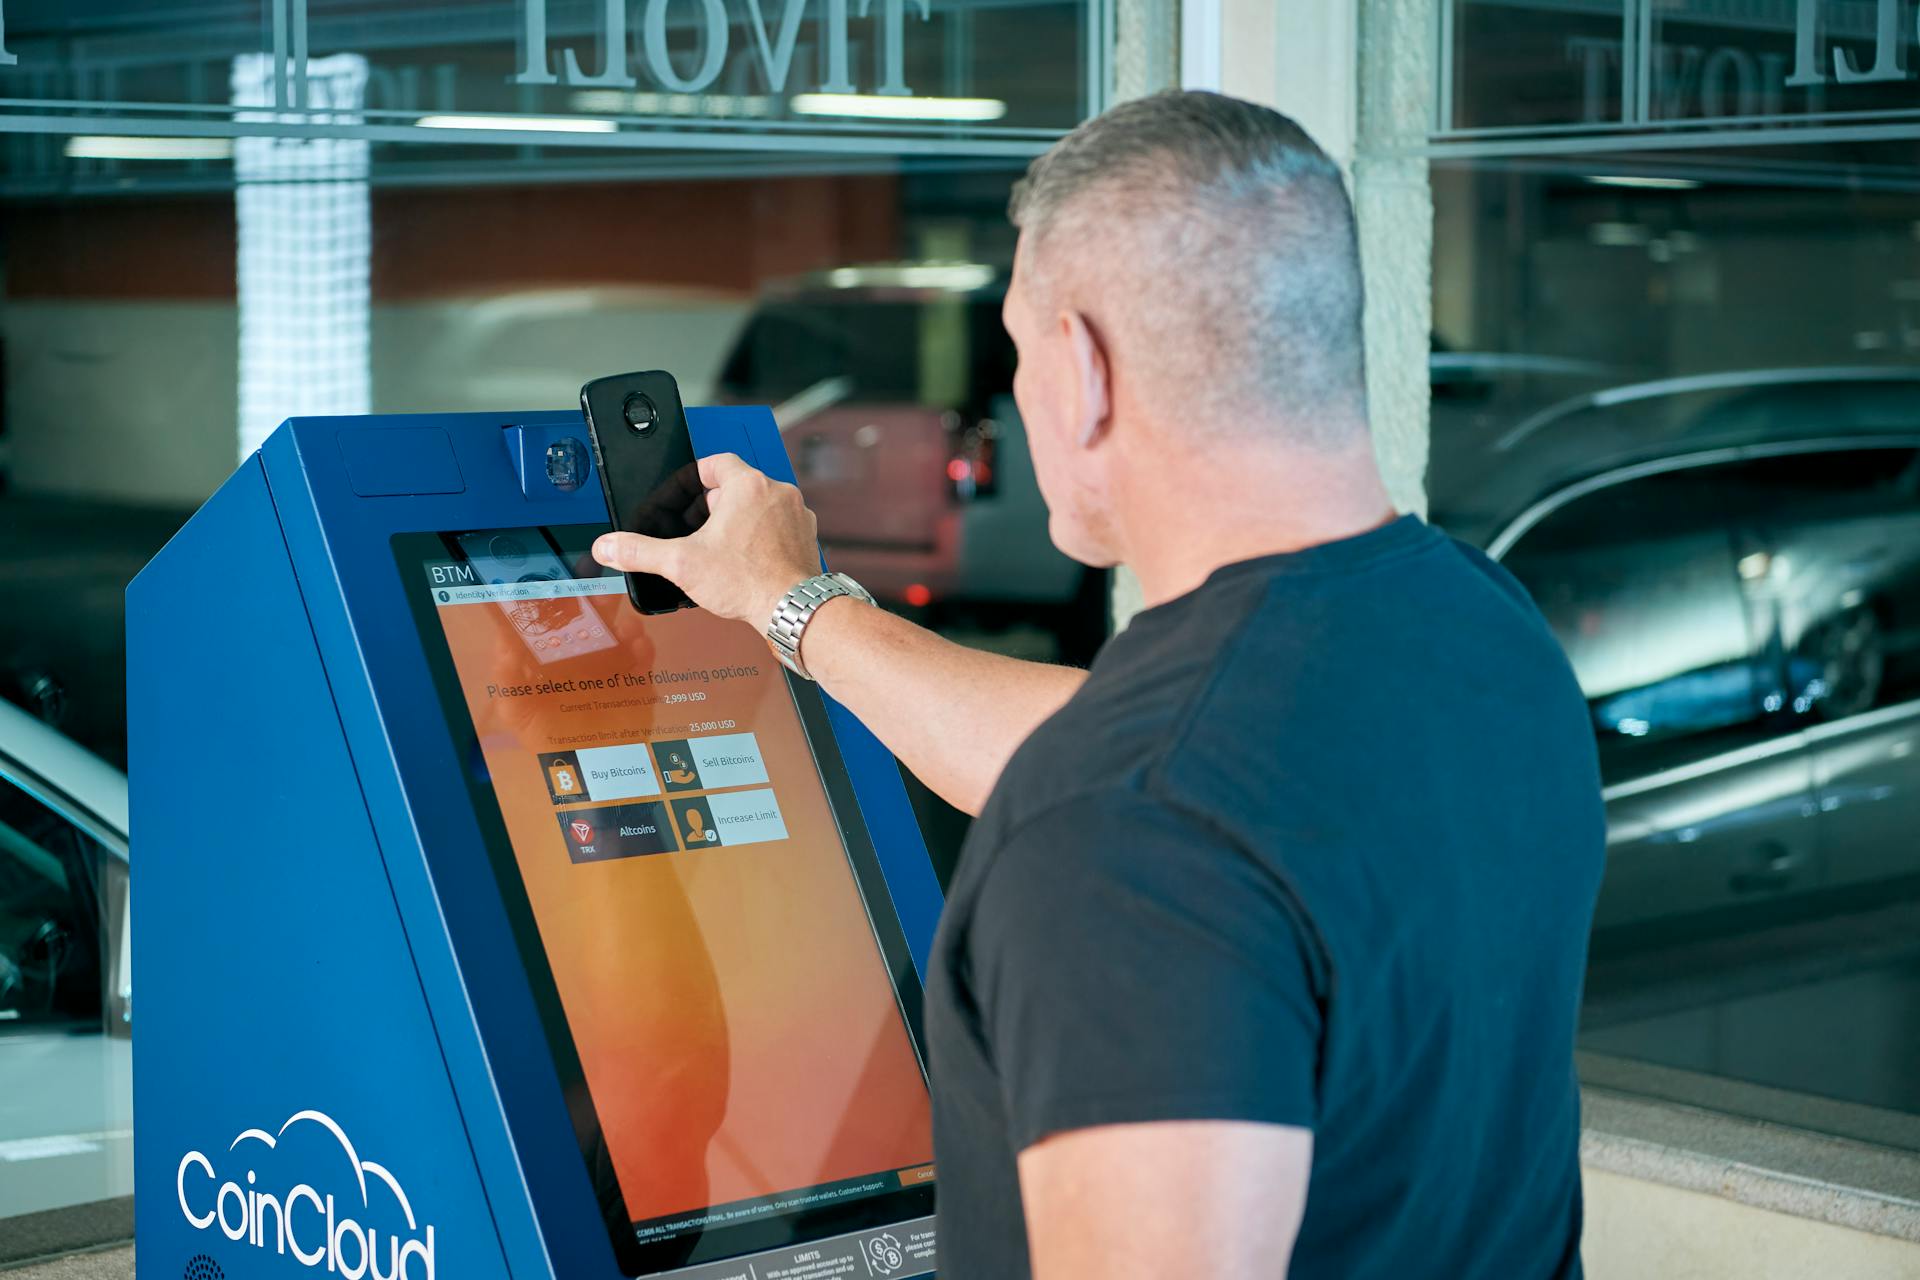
[580,370,704,614]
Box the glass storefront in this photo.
[11,0,1920,1258]
[1433,0,1920,1149]
[0,0,1111,1250]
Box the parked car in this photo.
[1428,346,1625,441]
[1434,367,1920,934]
[716,266,1106,664]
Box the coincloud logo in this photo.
[176,1109,434,1280]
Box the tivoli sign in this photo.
[516,0,932,98]
[1788,0,1918,85]
[0,0,942,100]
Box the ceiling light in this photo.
[789,93,1007,121]
[568,90,773,118]
[415,114,617,134]
[824,264,996,291]
[1590,221,1652,247]
[65,136,235,161]
[1587,175,1702,190]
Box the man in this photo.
[596,91,1605,1279]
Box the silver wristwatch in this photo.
[765,571,875,680]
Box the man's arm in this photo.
[1019,1121,1312,1280]
[593,453,1087,815]
[790,597,1085,815]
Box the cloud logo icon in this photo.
[228,1109,417,1231]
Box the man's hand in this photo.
[592,448,1089,815]
[593,452,820,631]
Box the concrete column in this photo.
[1212,0,1434,519]
[1351,0,1436,520]
[1109,0,1435,632]
[1114,0,1180,103]
[1106,0,1182,627]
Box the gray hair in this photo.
[1009,90,1368,444]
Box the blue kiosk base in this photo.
[129,408,942,1280]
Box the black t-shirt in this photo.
[924,515,1606,1279]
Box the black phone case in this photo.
[580,369,699,615]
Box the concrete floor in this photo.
[0,1033,133,1224]
[0,1030,133,1275]
[4,1247,131,1280]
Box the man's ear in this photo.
[1061,309,1112,448]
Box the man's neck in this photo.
[1117,440,1400,609]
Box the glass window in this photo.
[1442,0,1630,132]
[0,4,1109,1251]
[1440,0,1920,134]
[1,1,1108,881]
[1433,99,1920,1143]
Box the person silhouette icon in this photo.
[681,805,719,845]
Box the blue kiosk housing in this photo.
[129,408,943,1280]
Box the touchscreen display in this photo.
[397,525,935,1275]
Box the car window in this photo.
[720,302,925,403]
[1758,447,1920,722]
[719,297,1011,411]
[0,773,112,1029]
[1502,459,1794,786]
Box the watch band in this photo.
[765,571,875,680]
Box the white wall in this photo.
[371,295,750,416]
[5,302,240,506]
[2,293,752,506]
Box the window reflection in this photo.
[1508,447,1920,786]
[1,0,1104,1257]
[1768,449,1920,722]
[1439,142,1920,1137]
[1504,462,1784,786]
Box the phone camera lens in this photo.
[623,393,659,437]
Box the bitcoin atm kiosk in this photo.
[129,408,943,1280]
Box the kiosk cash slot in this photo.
[129,409,943,1280]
